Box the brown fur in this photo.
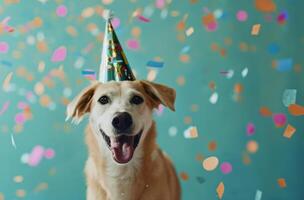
[67,80,181,200]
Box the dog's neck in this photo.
[85,122,157,199]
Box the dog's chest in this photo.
[103,164,139,200]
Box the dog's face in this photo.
[66,80,175,164]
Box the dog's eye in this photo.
[98,95,110,105]
[130,95,144,105]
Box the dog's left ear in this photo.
[66,82,99,124]
[140,80,176,111]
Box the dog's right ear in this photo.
[66,82,99,124]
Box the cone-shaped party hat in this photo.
[98,12,136,83]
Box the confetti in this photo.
[202,13,218,32]
[3,72,13,91]
[51,46,67,62]
[126,39,140,50]
[260,106,272,117]
[183,126,198,139]
[179,172,189,181]
[11,134,16,149]
[137,15,151,23]
[209,92,218,104]
[81,69,96,80]
[185,27,194,36]
[0,101,10,115]
[168,126,178,137]
[255,0,276,13]
[208,141,217,151]
[288,104,304,116]
[277,11,288,25]
[246,123,255,136]
[277,178,287,188]
[274,58,293,72]
[272,113,287,127]
[56,5,68,17]
[220,162,232,174]
[28,145,45,166]
[196,176,205,184]
[247,140,259,153]
[236,10,248,21]
[0,41,9,53]
[202,156,219,171]
[282,89,296,107]
[255,190,262,200]
[251,24,261,35]
[241,67,249,78]
[216,182,224,199]
[146,60,164,68]
[283,124,296,139]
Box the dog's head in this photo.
[66,80,175,164]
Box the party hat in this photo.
[99,12,136,83]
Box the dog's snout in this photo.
[112,112,133,133]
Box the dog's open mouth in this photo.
[100,129,142,164]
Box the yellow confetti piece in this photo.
[251,24,261,35]
[2,72,13,91]
[247,140,259,153]
[34,182,48,193]
[277,178,287,188]
[216,182,225,199]
[13,175,24,183]
[283,124,296,138]
[185,27,194,36]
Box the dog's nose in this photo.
[112,112,133,133]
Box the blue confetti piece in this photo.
[146,61,164,68]
[267,43,279,54]
[180,46,191,54]
[0,60,12,67]
[81,69,96,75]
[276,58,293,72]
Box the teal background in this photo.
[0,0,304,199]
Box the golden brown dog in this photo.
[66,80,181,200]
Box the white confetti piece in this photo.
[209,92,218,104]
[11,134,16,149]
[186,27,194,36]
[168,126,178,137]
[255,190,262,200]
[226,69,234,79]
[282,89,297,107]
[241,67,248,78]
[183,126,198,139]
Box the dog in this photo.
[66,80,181,200]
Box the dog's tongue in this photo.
[110,135,134,164]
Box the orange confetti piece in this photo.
[234,83,243,94]
[260,106,272,117]
[277,178,287,188]
[288,104,304,116]
[208,141,217,151]
[251,24,261,35]
[216,182,225,199]
[202,13,216,26]
[255,0,276,13]
[283,124,296,139]
[180,172,189,181]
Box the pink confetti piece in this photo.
[44,148,55,159]
[273,113,287,127]
[155,0,166,9]
[15,113,26,124]
[246,123,255,136]
[155,104,164,116]
[236,10,248,21]
[111,17,120,28]
[17,101,28,110]
[28,145,44,167]
[137,15,151,23]
[1,17,14,32]
[51,46,67,62]
[220,162,232,174]
[56,5,68,17]
[0,101,10,115]
[0,42,9,53]
[126,39,140,50]
[206,22,217,31]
